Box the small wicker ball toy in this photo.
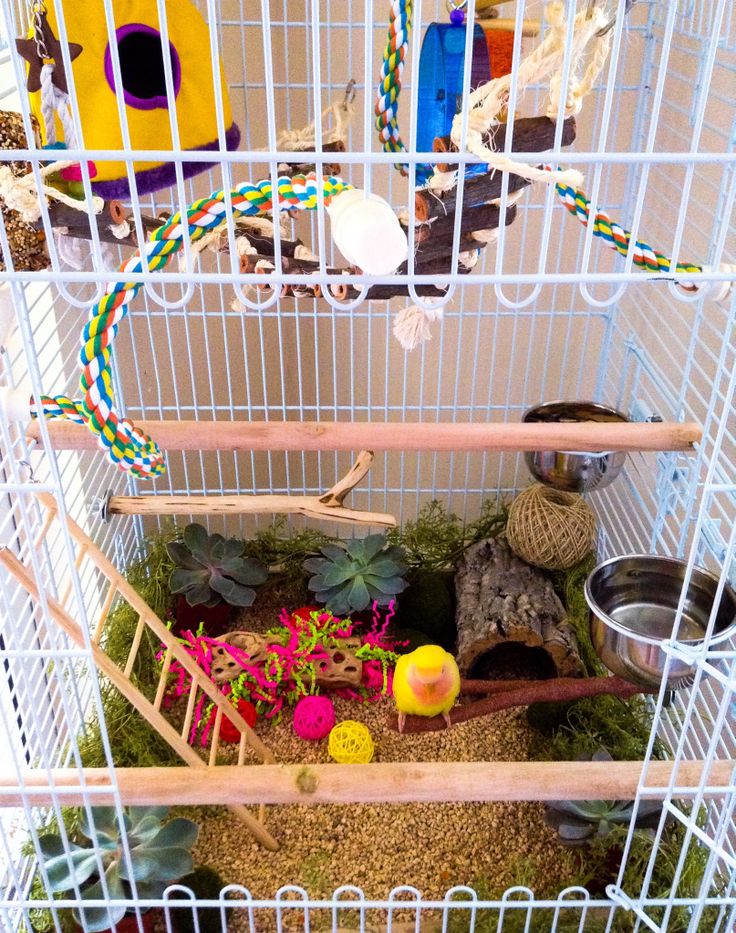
[328,720,375,764]
[506,484,596,570]
[292,695,336,742]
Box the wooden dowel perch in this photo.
[107,450,396,527]
[2,759,731,808]
[388,676,656,733]
[28,419,703,453]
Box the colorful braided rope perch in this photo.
[36,173,352,479]
[555,181,702,288]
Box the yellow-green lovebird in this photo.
[393,644,461,732]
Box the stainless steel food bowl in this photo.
[585,554,736,689]
[523,400,628,493]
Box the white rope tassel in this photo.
[431,2,612,193]
[393,301,446,351]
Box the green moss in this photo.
[126,522,180,619]
[242,518,337,581]
[528,554,668,764]
[387,499,507,573]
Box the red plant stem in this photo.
[388,676,655,733]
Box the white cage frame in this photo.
[0,0,734,931]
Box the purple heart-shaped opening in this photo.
[104,24,181,111]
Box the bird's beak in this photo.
[414,665,443,685]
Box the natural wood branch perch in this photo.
[387,676,655,733]
[28,420,703,453]
[107,450,396,527]
[2,759,731,807]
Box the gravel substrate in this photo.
[180,695,584,930]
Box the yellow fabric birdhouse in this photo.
[24,0,239,198]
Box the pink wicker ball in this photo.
[292,695,336,741]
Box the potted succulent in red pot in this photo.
[166,524,268,637]
[37,806,199,932]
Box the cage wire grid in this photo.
[0,0,734,930]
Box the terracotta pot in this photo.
[173,596,233,637]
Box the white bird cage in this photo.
[0,0,734,930]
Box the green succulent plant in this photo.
[37,805,199,932]
[544,750,663,847]
[167,523,268,608]
[303,533,408,615]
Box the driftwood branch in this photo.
[107,450,396,527]
[388,676,655,733]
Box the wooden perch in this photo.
[388,676,655,733]
[433,115,576,173]
[107,449,396,527]
[3,759,733,807]
[29,419,703,454]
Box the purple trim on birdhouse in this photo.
[90,122,241,199]
[104,23,182,111]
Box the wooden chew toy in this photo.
[432,114,576,174]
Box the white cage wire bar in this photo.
[0,0,734,930]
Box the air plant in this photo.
[544,749,663,847]
[37,806,198,931]
[167,523,268,608]
[303,534,408,615]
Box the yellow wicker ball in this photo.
[328,720,375,764]
[506,484,596,570]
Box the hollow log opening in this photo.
[468,642,558,681]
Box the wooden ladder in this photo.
[0,492,279,850]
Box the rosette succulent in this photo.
[167,523,268,608]
[38,805,199,931]
[544,750,663,847]
[304,533,408,615]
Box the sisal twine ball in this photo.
[328,720,375,764]
[506,484,596,570]
[292,694,335,742]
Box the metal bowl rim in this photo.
[584,553,736,648]
[522,400,629,459]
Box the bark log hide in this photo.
[454,538,583,679]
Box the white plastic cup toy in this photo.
[327,188,409,276]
